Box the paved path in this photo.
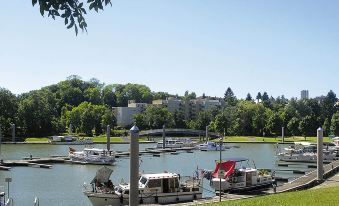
[313,173,339,189]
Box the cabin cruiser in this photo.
[84,167,203,206]
[69,147,115,165]
[277,142,337,162]
[206,157,274,192]
[156,138,194,149]
[196,141,228,151]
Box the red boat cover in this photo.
[212,160,236,178]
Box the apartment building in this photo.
[112,100,147,127]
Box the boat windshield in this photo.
[139,176,148,185]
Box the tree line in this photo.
[0,75,338,139]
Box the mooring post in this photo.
[162,124,166,149]
[11,124,15,143]
[317,127,323,181]
[205,126,208,142]
[282,127,285,143]
[129,125,139,206]
[106,125,111,151]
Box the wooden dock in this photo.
[276,159,339,193]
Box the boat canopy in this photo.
[92,166,113,184]
[212,160,236,178]
[217,157,249,162]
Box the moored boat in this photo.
[84,167,203,206]
[196,141,228,151]
[156,138,195,149]
[205,157,274,192]
[69,147,115,165]
[277,142,337,162]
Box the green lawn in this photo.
[25,137,50,142]
[205,187,339,206]
[92,137,123,143]
[223,136,330,143]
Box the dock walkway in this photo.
[276,159,339,193]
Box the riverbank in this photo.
[202,186,339,206]
[5,135,332,145]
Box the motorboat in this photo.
[156,138,195,149]
[205,157,274,192]
[196,141,228,151]
[83,167,203,206]
[50,136,93,145]
[277,142,337,162]
[69,147,115,165]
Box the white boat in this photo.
[277,142,337,162]
[69,148,115,165]
[84,167,203,206]
[196,141,228,151]
[207,157,274,192]
[156,139,195,149]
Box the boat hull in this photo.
[85,191,202,206]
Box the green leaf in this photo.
[75,25,78,36]
[67,20,74,29]
[40,6,44,16]
[89,3,95,10]
[78,2,83,8]
[32,0,38,6]
[64,18,68,25]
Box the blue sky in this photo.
[0,0,338,99]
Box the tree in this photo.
[299,115,317,140]
[173,110,186,128]
[32,0,112,35]
[0,88,18,137]
[323,118,331,136]
[256,92,262,101]
[265,112,283,136]
[331,111,339,136]
[287,117,300,136]
[213,112,229,135]
[262,92,271,108]
[102,84,117,107]
[189,111,212,130]
[224,87,237,107]
[143,106,174,129]
[245,93,253,101]
[18,90,59,136]
[84,87,101,105]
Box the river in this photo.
[0,143,306,206]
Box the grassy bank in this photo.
[205,186,339,206]
[92,136,123,143]
[223,136,331,143]
[25,137,49,142]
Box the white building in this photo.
[301,90,309,100]
[112,100,147,127]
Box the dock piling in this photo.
[129,125,139,206]
[317,127,324,181]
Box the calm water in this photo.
[0,143,306,206]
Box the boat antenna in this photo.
[252,160,257,169]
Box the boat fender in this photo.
[119,195,123,203]
[178,174,181,180]
[155,195,158,203]
[176,197,179,202]
[139,198,143,204]
[193,194,197,199]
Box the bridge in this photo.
[139,128,221,139]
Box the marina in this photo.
[0,141,338,205]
